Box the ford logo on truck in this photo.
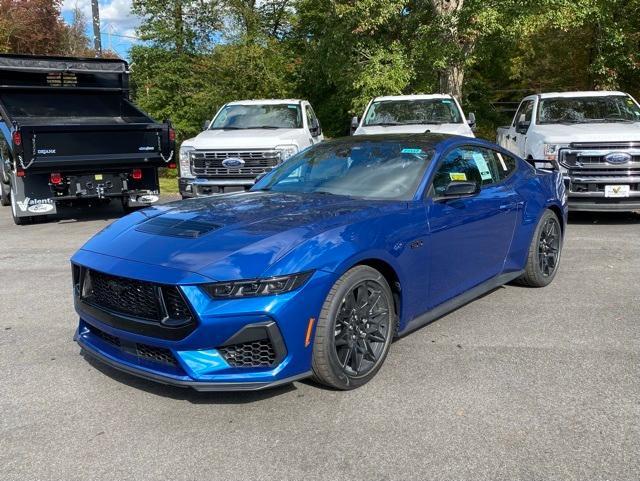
[222,158,245,168]
[604,152,632,164]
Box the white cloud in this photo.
[62,0,141,40]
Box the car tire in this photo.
[516,209,562,287]
[1,181,10,206]
[312,265,395,390]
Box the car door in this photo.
[426,145,520,308]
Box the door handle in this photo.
[499,203,516,211]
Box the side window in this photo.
[431,147,517,196]
[487,150,518,181]
[513,100,534,126]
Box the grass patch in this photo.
[159,176,179,195]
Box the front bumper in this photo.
[72,255,335,391]
[563,176,640,212]
[179,177,255,197]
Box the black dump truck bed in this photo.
[0,54,174,172]
[0,54,176,224]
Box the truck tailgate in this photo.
[18,124,171,170]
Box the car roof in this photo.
[226,99,305,106]
[537,91,628,99]
[372,94,454,102]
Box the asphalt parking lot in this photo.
[1,201,639,481]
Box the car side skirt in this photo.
[398,270,525,337]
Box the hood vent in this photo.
[136,216,220,238]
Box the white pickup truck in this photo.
[179,99,323,197]
[497,91,640,212]
[351,94,476,137]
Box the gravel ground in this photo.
[0,201,638,481]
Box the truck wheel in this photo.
[516,209,562,287]
[1,181,10,207]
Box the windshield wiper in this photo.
[367,122,403,126]
[210,126,244,130]
[244,126,283,129]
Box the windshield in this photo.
[210,104,302,129]
[538,95,640,124]
[363,99,463,126]
[253,139,435,200]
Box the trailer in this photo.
[0,54,175,225]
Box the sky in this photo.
[61,0,142,59]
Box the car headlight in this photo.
[275,144,299,162]
[179,145,195,178]
[202,272,313,299]
[543,144,559,159]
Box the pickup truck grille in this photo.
[191,150,281,177]
[559,143,640,169]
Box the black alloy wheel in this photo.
[537,215,561,277]
[516,209,563,287]
[312,265,395,390]
[333,280,391,378]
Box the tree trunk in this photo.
[432,0,465,100]
[174,0,184,53]
[439,64,464,100]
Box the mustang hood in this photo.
[78,192,383,281]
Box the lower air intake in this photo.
[219,339,277,367]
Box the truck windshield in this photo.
[363,99,463,126]
[253,138,434,200]
[210,104,302,129]
[538,95,640,124]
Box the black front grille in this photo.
[82,269,193,324]
[87,270,160,320]
[85,324,177,367]
[219,339,277,367]
[136,343,177,366]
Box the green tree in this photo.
[131,0,224,53]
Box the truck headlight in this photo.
[275,144,299,162]
[202,272,313,299]
[543,144,559,159]
[179,146,195,178]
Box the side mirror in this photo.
[309,119,321,137]
[467,112,477,132]
[202,120,211,131]
[440,181,479,199]
[350,116,360,135]
[516,113,529,134]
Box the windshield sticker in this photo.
[449,172,467,181]
[496,152,508,171]
[287,105,298,109]
[442,100,452,104]
[472,152,493,181]
[401,148,423,154]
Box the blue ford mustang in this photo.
[72,134,567,391]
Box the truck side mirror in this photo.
[202,120,211,131]
[309,119,321,137]
[350,116,359,135]
[467,112,477,131]
[516,113,530,134]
